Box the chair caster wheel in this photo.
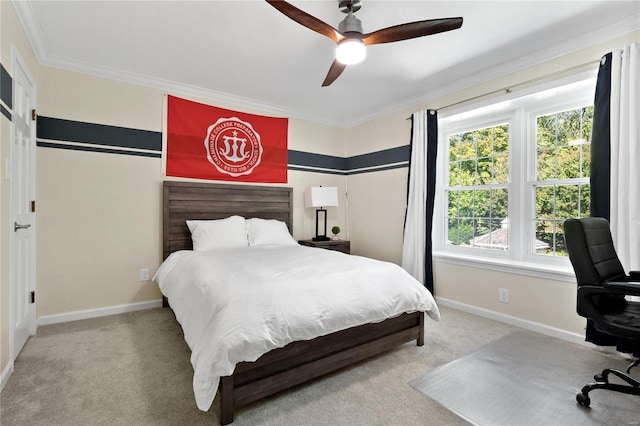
[576,393,590,407]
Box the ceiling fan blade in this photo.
[322,60,347,87]
[362,17,463,45]
[265,0,342,43]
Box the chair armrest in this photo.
[604,280,640,295]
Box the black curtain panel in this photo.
[590,53,611,220]
[424,110,438,294]
[589,52,639,356]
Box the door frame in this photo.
[9,45,37,362]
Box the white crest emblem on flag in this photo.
[204,117,263,177]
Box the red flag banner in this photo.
[165,95,288,183]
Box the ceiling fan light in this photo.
[335,38,366,65]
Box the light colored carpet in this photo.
[0,305,625,426]
[410,331,640,426]
[1,305,512,425]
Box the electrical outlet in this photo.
[499,288,509,303]
[139,268,149,282]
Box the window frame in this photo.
[433,73,597,282]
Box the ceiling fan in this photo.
[265,0,463,87]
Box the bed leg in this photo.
[162,296,169,308]
[417,312,425,346]
[220,376,234,425]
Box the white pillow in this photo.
[186,215,248,251]
[246,218,297,246]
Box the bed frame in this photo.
[162,180,425,425]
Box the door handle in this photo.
[14,222,31,232]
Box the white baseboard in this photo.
[1,361,14,392]
[435,296,589,347]
[37,299,163,326]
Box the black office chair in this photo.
[564,217,640,407]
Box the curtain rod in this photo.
[406,58,602,119]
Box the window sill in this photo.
[432,251,577,283]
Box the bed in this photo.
[157,180,439,424]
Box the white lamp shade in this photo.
[304,187,339,208]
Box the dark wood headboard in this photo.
[163,181,293,259]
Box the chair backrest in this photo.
[564,217,626,286]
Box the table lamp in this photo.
[304,187,339,241]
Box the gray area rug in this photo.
[410,331,639,426]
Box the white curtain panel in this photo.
[402,110,428,284]
[609,42,640,273]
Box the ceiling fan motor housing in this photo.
[338,13,363,34]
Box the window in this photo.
[446,124,509,250]
[435,76,596,274]
[533,106,592,256]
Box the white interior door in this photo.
[11,52,36,359]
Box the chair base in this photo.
[576,358,640,407]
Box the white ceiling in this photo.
[12,0,640,127]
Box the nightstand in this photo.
[298,239,350,254]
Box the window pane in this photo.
[449,134,461,161]
[491,188,508,218]
[556,185,579,218]
[449,162,461,186]
[475,190,491,218]
[535,219,555,255]
[460,132,475,160]
[494,125,509,154]
[494,155,509,184]
[536,149,556,180]
[536,186,555,219]
[476,130,492,157]
[558,146,580,179]
[447,218,460,245]
[581,143,591,178]
[582,106,594,141]
[447,190,458,218]
[459,219,474,245]
[477,158,492,185]
[460,160,476,185]
[556,109,581,147]
[536,115,556,149]
[458,190,474,217]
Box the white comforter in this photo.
[154,245,440,411]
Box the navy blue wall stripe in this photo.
[288,150,348,171]
[0,63,12,110]
[347,146,410,170]
[1,104,10,121]
[37,116,162,151]
[36,115,411,173]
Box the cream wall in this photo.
[35,66,348,318]
[346,31,640,336]
[1,0,40,382]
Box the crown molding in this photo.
[11,0,48,63]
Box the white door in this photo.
[11,52,36,359]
